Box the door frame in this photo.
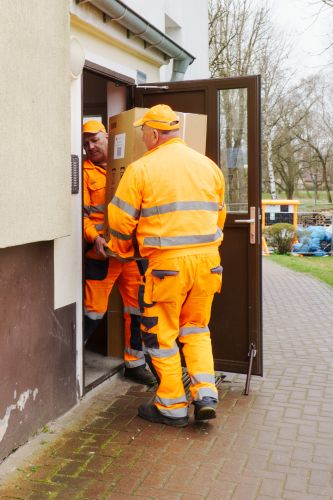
[134,76,262,376]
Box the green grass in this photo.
[262,191,333,211]
[267,254,333,288]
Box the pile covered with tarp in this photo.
[293,226,332,256]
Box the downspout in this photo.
[79,0,195,81]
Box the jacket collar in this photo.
[143,137,185,157]
[84,159,107,172]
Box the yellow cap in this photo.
[133,104,180,130]
[83,120,106,134]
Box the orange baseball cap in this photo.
[82,120,106,134]
[133,104,180,130]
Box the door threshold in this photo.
[84,362,124,393]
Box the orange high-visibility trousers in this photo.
[140,252,222,418]
[84,258,144,368]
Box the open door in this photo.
[134,76,262,376]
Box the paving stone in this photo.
[109,474,143,495]
[81,479,111,498]
[55,459,87,477]
[2,259,333,499]
[126,487,182,499]
[0,487,27,499]
[206,480,236,500]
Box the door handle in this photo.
[234,207,256,244]
[235,219,255,223]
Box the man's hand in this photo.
[94,235,108,258]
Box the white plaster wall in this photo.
[124,0,165,30]
[124,0,209,81]
[54,75,83,310]
[71,25,160,84]
[54,75,84,394]
[107,82,128,119]
[70,1,164,82]
[0,0,71,248]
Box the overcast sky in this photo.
[265,0,332,79]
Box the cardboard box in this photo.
[107,284,124,358]
[105,107,207,222]
[106,108,148,217]
[178,112,207,155]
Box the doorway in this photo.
[82,68,262,392]
[134,76,262,377]
[82,64,133,391]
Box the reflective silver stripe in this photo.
[109,227,132,240]
[84,205,91,214]
[90,204,105,214]
[124,346,144,358]
[147,343,179,358]
[95,223,104,231]
[157,406,188,418]
[125,359,145,368]
[84,309,104,320]
[190,373,216,385]
[141,201,219,217]
[179,326,209,337]
[196,387,218,399]
[155,394,187,406]
[112,196,140,219]
[123,306,141,316]
[144,228,222,247]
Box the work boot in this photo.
[194,397,217,422]
[138,403,189,427]
[124,365,156,386]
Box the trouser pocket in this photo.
[141,316,159,349]
[150,269,179,302]
[85,257,109,280]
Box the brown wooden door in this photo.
[134,76,262,376]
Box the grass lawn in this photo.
[262,191,333,212]
[267,254,333,288]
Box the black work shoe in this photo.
[124,366,156,386]
[194,405,216,422]
[138,403,189,427]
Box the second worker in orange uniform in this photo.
[83,120,155,386]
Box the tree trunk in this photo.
[266,129,277,199]
[322,163,332,203]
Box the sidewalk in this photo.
[1,257,333,499]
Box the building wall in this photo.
[0,1,77,462]
[0,0,210,462]
[0,0,71,249]
[70,3,163,83]
[0,243,77,461]
[124,0,209,81]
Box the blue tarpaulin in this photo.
[293,226,332,256]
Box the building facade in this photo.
[0,0,209,461]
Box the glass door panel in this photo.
[219,88,248,213]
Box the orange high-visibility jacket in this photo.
[108,138,226,259]
[83,159,106,243]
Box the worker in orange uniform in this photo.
[107,105,226,426]
[83,120,155,386]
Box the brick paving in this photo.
[1,257,333,499]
